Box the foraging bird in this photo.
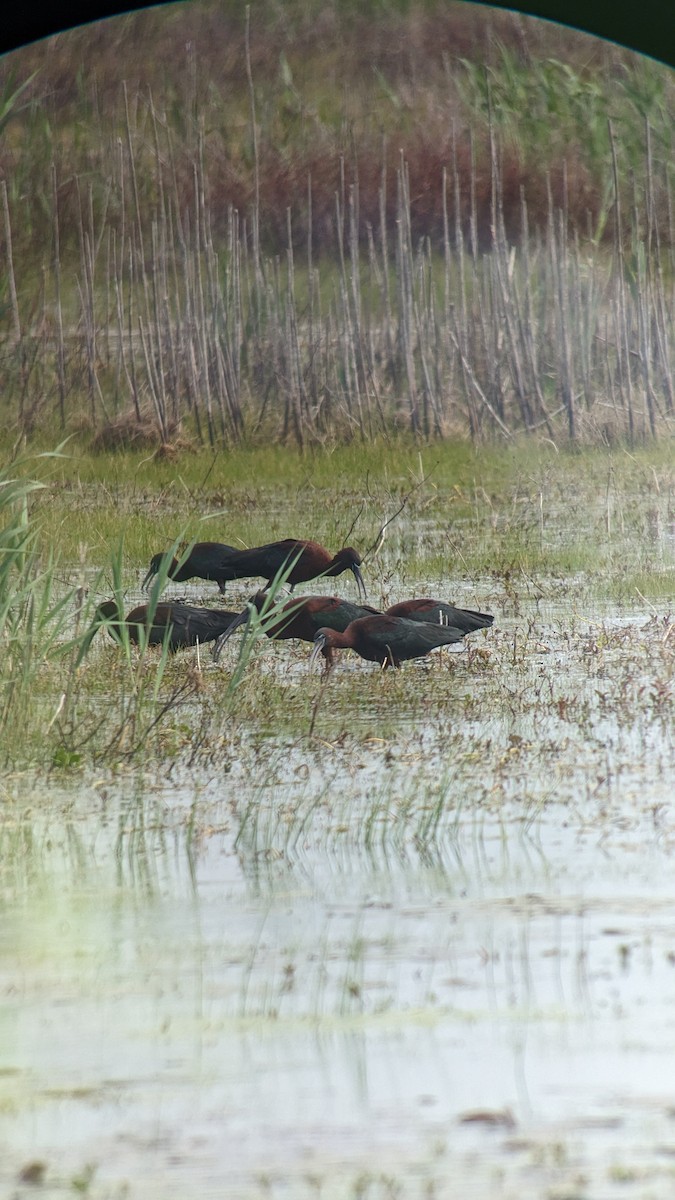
[143,538,366,599]
[385,598,493,634]
[82,599,240,655]
[310,613,473,670]
[142,542,237,593]
[196,538,367,598]
[212,592,381,665]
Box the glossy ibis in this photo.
[144,538,366,599]
[142,542,237,593]
[310,613,471,669]
[212,592,381,665]
[83,599,239,655]
[386,598,493,634]
[219,538,367,597]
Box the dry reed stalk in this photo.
[448,306,511,437]
[191,158,216,447]
[75,179,108,425]
[1,181,21,346]
[245,4,262,292]
[450,137,477,436]
[644,120,674,416]
[285,205,308,448]
[395,156,419,434]
[378,142,395,380]
[608,119,637,442]
[149,220,169,437]
[518,189,554,434]
[4,97,674,448]
[51,163,67,428]
[113,235,133,415]
[348,183,372,439]
[556,206,576,442]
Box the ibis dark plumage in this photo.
[310,613,473,669]
[385,597,493,634]
[84,599,239,655]
[213,592,381,665]
[143,538,366,599]
[142,542,237,593]
[205,538,367,598]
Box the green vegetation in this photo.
[0,438,671,771]
[18,434,675,574]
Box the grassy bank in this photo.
[20,435,675,579]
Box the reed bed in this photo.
[2,138,673,450]
[0,5,673,448]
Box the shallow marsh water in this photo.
[3,462,675,1199]
[3,621,674,1197]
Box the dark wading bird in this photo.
[385,598,493,634]
[310,613,479,670]
[142,542,237,593]
[210,538,367,598]
[212,592,381,665]
[143,538,366,599]
[82,599,240,656]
